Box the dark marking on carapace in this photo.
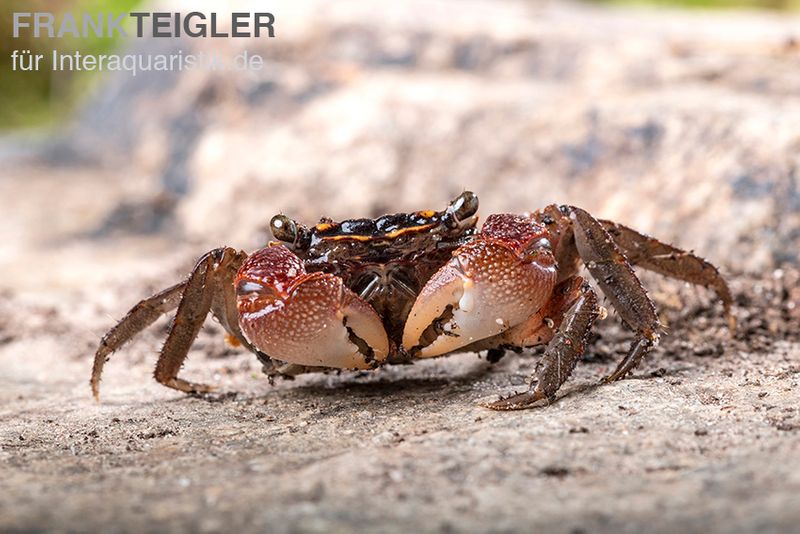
[313,211,447,242]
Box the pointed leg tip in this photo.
[727,315,737,334]
[601,367,631,383]
[90,381,100,402]
[480,390,547,411]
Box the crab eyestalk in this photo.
[236,246,389,369]
[402,214,558,357]
[443,190,480,230]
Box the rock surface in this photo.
[1,1,799,532]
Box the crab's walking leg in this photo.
[91,281,186,398]
[91,247,249,399]
[153,253,216,394]
[568,207,663,382]
[485,287,600,410]
[154,247,253,394]
[599,220,735,331]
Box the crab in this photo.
[91,192,734,409]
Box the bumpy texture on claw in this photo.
[236,246,389,369]
[402,214,558,357]
[499,276,587,347]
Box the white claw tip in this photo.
[458,287,475,313]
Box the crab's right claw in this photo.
[236,246,389,369]
[402,236,557,357]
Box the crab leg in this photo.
[91,247,250,399]
[485,286,600,410]
[91,281,186,397]
[152,253,217,394]
[599,219,735,331]
[567,207,663,382]
[153,248,253,394]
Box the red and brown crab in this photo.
[91,192,733,409]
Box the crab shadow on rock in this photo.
[186,357,610,411]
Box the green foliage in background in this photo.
[0,0,141,130]
[597,0,800,8]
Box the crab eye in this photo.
[446,191,479,228]
[270,215,298,244]
[237,280,267,296]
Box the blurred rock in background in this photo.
[3,0,800,290]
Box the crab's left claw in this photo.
[402,236,557,357]
[236,246,390,369]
